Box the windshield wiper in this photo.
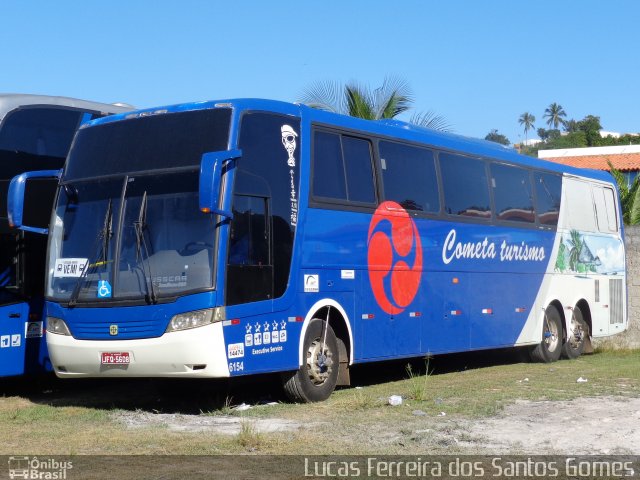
[68,198,113,307]
[134,191,157,304]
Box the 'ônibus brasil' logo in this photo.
[367,201,423,315]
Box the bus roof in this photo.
[85,97,614,184]
[0,93,133,121]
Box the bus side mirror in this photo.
[7,169,62,235]
[199,149,241,218]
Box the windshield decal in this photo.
[97,280,112,298]
[281,124,299,227]
[53,258,89,278]
[149,274,188,288]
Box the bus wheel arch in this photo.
[530,301,563,363]
[282,317,340,402]
[282,300,353,402]
[311,304,351,387]
[562,300,592,359]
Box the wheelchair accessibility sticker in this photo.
[97,280,112,298]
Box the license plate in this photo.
[101,352,130,365]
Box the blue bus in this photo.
[0,94,131,377]
[8,98,627,401]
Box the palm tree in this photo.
[518,112,536,144]
[409,111,451,131]
[299,77,451,131]
[607,160,640,225]
[544,103,567,130]
[567,229,583,272]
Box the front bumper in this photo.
[47,322,230,378]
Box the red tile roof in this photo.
[542,153,640,171]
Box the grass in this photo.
[405,358,431,401]
[0,350,639,455]
[235,419,263,450]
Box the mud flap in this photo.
[583,335,594,354]
[336,337,350,386]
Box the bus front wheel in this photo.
[282,318,339,402]
[530,305,562,363]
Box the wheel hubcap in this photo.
[544,320,559,352]
[306,339,334,386]
[568,317,584,349]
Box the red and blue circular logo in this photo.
[367,201,423,314]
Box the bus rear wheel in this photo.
[282,318,339,403]
[530,304,562,363]
[562,307,588,359]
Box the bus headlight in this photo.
[47,317,71,336]
[165,307,224,333]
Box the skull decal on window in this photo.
[281,124,298,167]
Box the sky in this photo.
[2,0,639,145]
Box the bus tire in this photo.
[530,304,562,363]
[562,306,588,359]
[282,318,339,403]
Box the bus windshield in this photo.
[46,108,231,304]
[64,108,231,180]
[1,107,85,298]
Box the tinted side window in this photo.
[379,141,439,213]
[491,164,534,223]
[228,195,269,266]
[343,136,375,203]
[440,153,491,218]
[313,132,346,200]
[312,130,375,204]
[534,172,562,226]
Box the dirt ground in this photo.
[111,395,640,454]
[461,396,640,454]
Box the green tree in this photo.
[577,115,603,146]
[485,129,510,146]
[537,127,561,142]
[564,119,579,133]
[544,131,587,149]
[299,77,450,130]
[607,160,640,225]
[537,127,550,141]
[544,102,567,130]
[518,112,536,144]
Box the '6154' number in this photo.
[228,361,244,373]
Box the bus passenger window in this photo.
[594,186,619,233]
[313,132,346,200]
[440,153,491,218]
[312,131,375,204]
[491,164,534,223]
[565,178,597,232]
[379,141,439,213]
[342,136,375,203]
[603,187,618,232]
[534,172,561,226]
